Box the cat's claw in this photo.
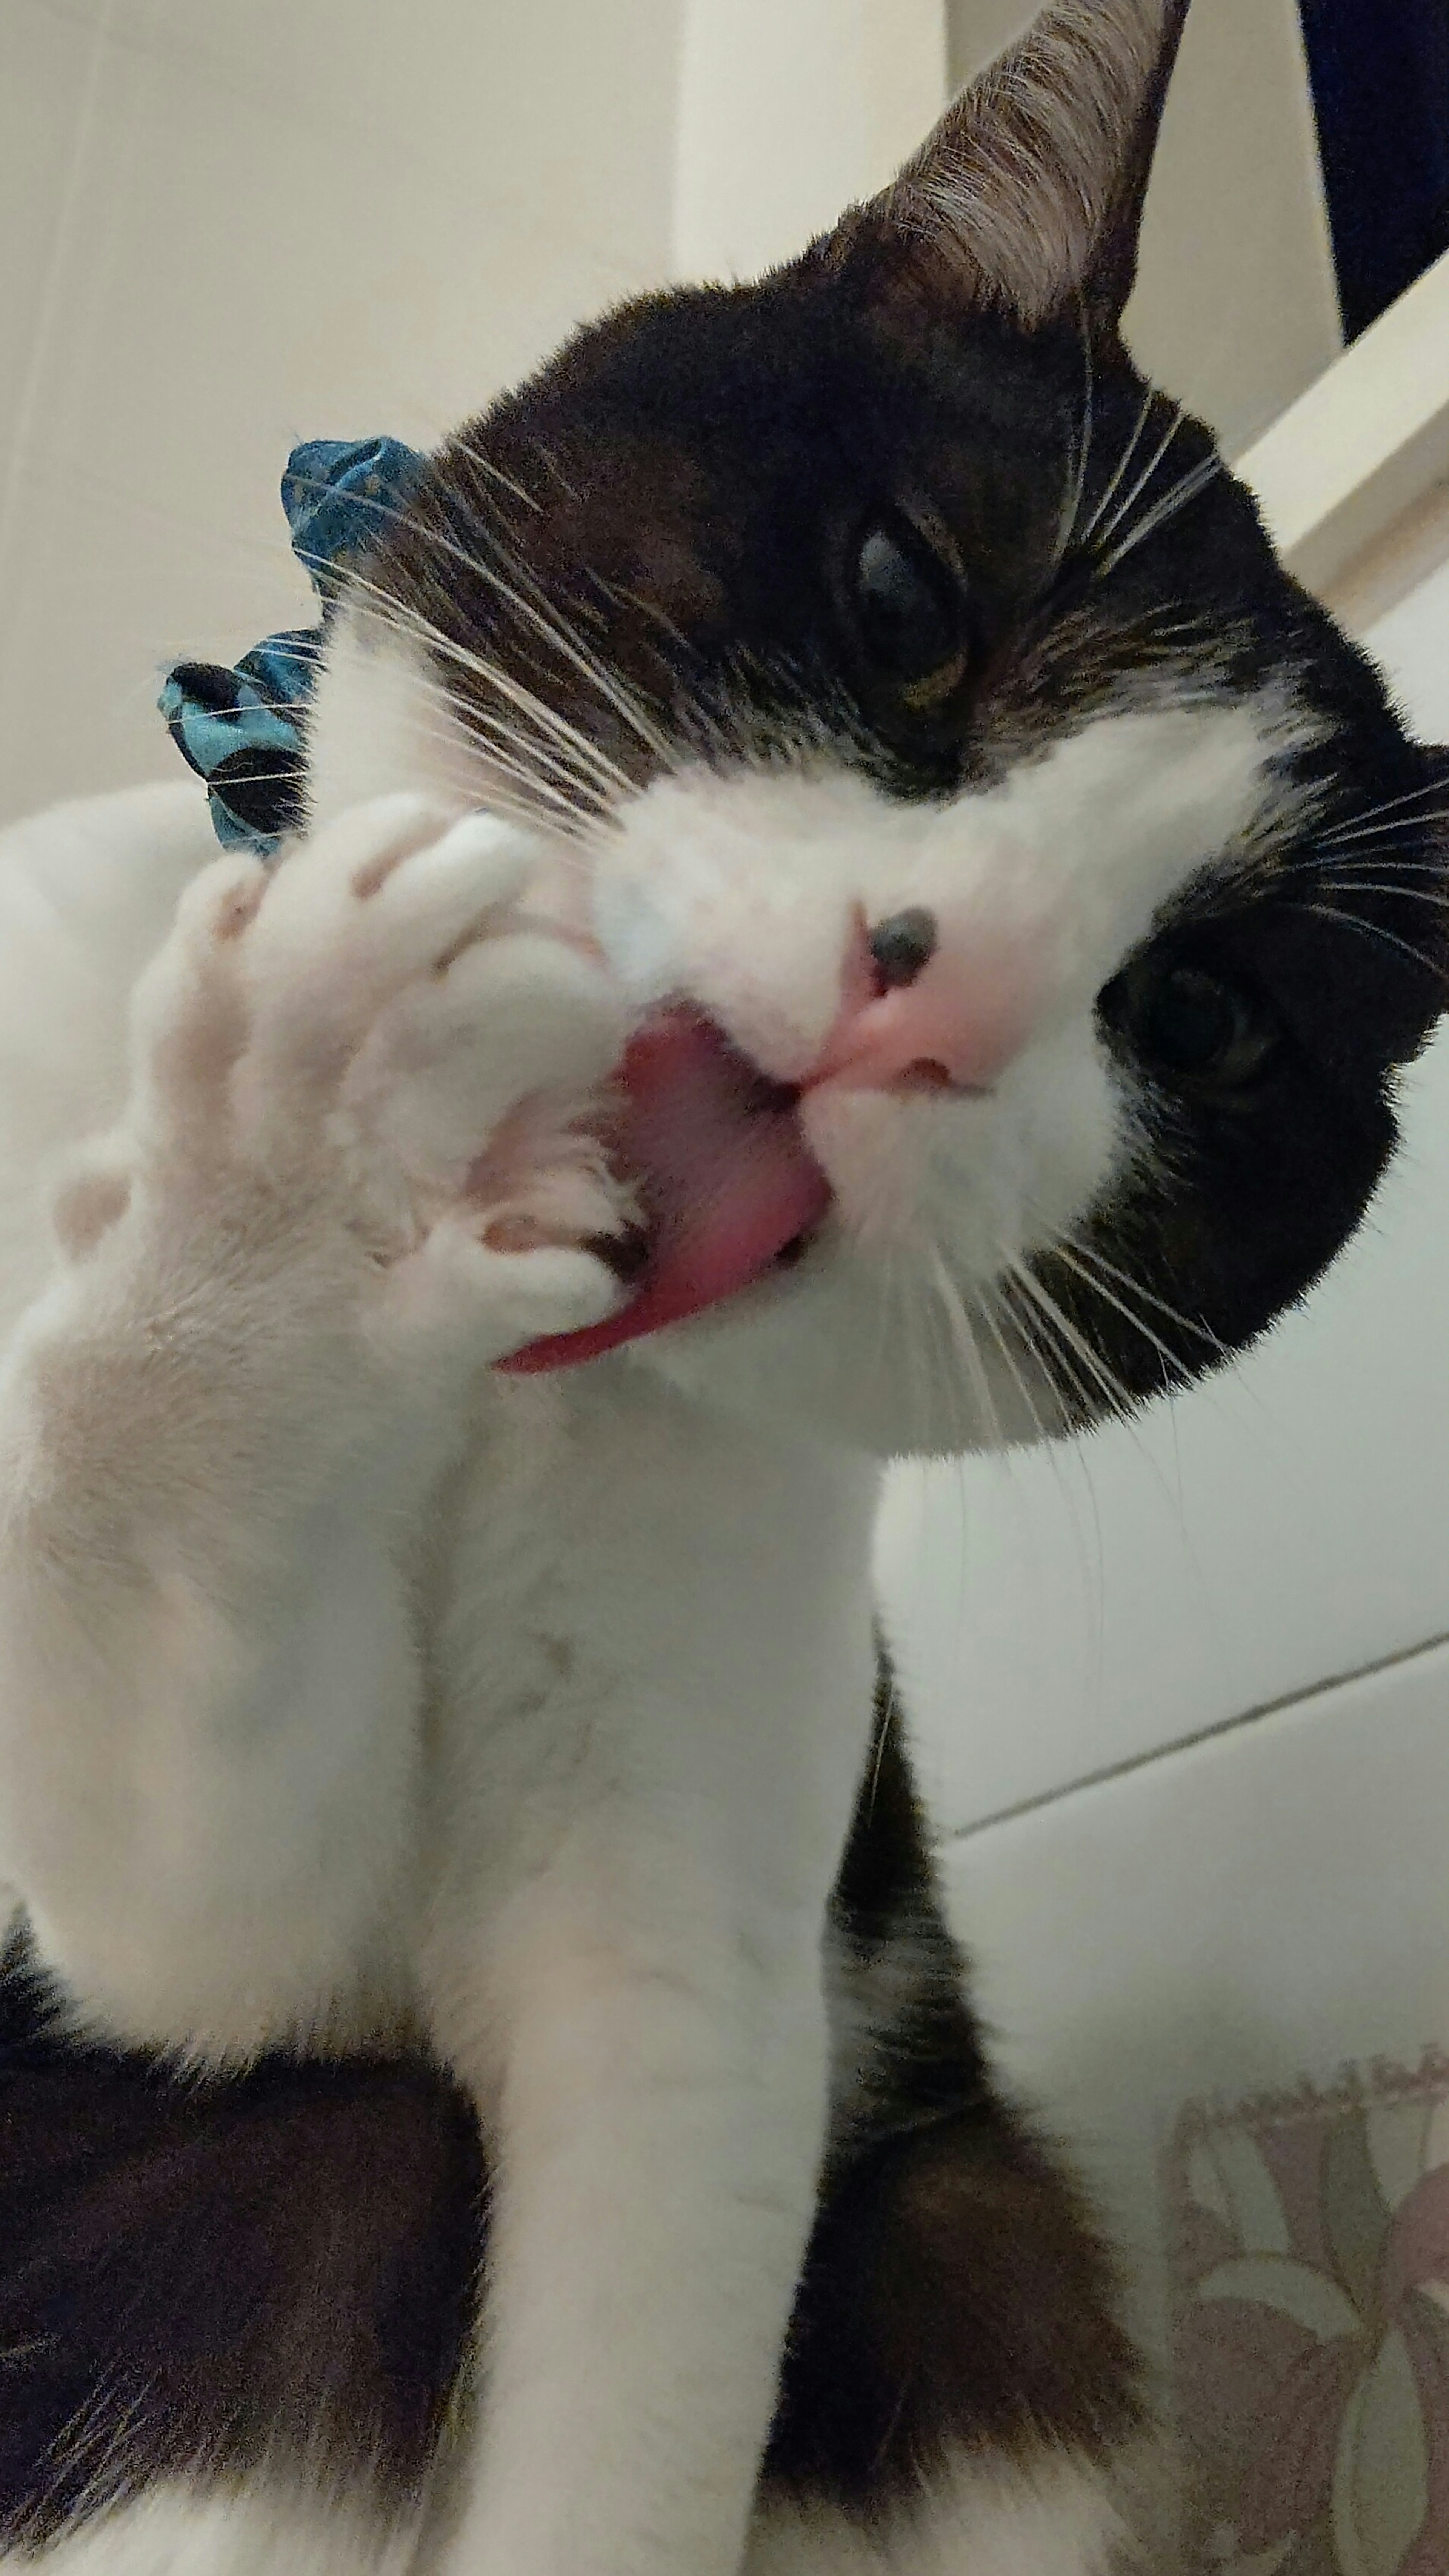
[378,1217,624,1363]
[118,793,633,1369]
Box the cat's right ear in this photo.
[826,0,1191,337]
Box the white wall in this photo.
[0,0,682,822]
[674,0,944,280]
[1,0,1353,826]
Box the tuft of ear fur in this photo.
[863,0,1191,332]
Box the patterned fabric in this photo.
[1167,2052,1449,2576]
[158,436,425,856]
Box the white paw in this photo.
[121,795,633,1366]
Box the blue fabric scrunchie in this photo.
[158,435,425,856]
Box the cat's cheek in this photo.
[797,1090,933,1246]
[1001,1029,1134,1256]
[801,1025,1124,1280]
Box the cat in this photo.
[0,2,1444,2571]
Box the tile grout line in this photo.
[942,1625,1449,1844]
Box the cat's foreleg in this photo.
[426,1468,880,2576]
[0,796,629,2062]
[436,1848,835,2576]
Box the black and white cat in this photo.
[0,3,1444,2571]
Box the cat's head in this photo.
[306,0,1448,1456]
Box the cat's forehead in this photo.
[465,268,1093,555]
[411,253,1287,733]
[382,277,1309,835]
[371,196,1432,867]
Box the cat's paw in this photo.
[121,794,633,1366]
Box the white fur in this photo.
[0,601,1289,2571]
[23,2488,421,2576]
[746,2462,1128,2576]
[28,2458,1124,2576]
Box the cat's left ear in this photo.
[841,0,1191,335]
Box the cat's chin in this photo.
[611,1238,1076,1464]
[493,1009,1074,1454]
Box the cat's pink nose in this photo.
[803,908,1037,1097]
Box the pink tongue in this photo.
[498,1009,832,1374]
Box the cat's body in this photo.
[0,779,1140,2576]
[0,4,1444,2571]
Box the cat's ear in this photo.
[850,0,1191,334]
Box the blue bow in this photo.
[159,435,425,856]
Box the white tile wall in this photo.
[940,1638,1449,2377]
[0,0,682,822]
[674,0,944,281]
[0,0,1354,830]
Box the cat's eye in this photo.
[851,521,968,704]
[1099,960,1279,1088]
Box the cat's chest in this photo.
[412,1371,882,1946]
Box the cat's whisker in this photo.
[445,739,602,840]
[432,512,677,766]
[1094,451,1225,579]
[356,617,614,835]
[331,554,596,759]
[1076,382,1157,554]
[447,436,544,516]
[1306,880,1449,911]
[991,1262,1135,1616]
[472,563,674,768]
[861,1661,900,1826]
[908,1265,957,1447]
[1305,845,1449,876]
[1092,400,1189,553]
[370,592,641,806]
[348,493,671,782]
[977,1276,1056,1448]
[1049,302,1097,579]
[1057,1233,1227,1360]
[435,690,617,818]
[1000,1257,1115,1417]
[590,576,697,661]
[352,576,641,810]
[867,1243,905,1397]
[925,1246,1005,1452]
[1001,1257,1121,1425]
[1315,777,1449,844]
[1315,811,1449,852]
[679,643,872,784]
[1284,902,1449,981]
[1046,1241,1192,1393]
[535,442,586,508]
[403,709,594,816]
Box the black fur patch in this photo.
[0,1948,481,2551]
[768,1670,1143,2509]
[0,1670,1138,2548]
